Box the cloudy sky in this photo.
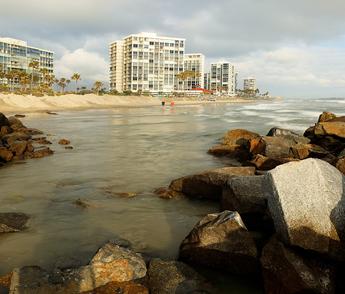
[1,0,345,98]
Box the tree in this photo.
[93,81,104,95]
[56,78,69,93]
[28,60,40,91]
[71,73,81,92]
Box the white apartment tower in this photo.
[110,32,185,93]
[183,53,205,90]
[244,77,257,91]
[204,73,210,90]
[210,62,236,95]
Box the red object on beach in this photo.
[171,101,175,106]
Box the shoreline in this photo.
[0,93,279,115]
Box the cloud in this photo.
[55,48,108,84]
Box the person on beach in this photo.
[170,100,175,107]
[161,98,166,106]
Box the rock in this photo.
[0,148,14,162]
[265,159,345,261]
[32,137,52,145]
[65,146,73,150]
[58,139,70,145]
[83,281,149,294]
[0,113,9,128]
[2,132,31,145]
[153,187,184,199]
[0,272,12,293]
[14,114,26,118]
[169,167,256,200]
[207,144,243,157]
[318,111,337,123]
[339,148,345,158]
[148,259,213,294]
[113,192,138,198]
[260,136,307,159]
[314,121,345,139]
[8,116,25,130]
[74,199,93,209]
[74,242,147,292]
[222,129,260,146]
[261,237,336,294]
[46,111,58,115]
[0,212,29,233]
[28,147,54,159]
[222,175,267,215]
[179,211,258,274]
[329,116,345,122]
[248,154,298,171]
[10,141,27,157]
[336,157,345,174]
[0,125,12,136]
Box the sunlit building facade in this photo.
[110,32,185,93]
[183,53,205,90]
[210,62,236,95]
[244,77,257,91]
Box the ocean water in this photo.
[0,97,344,292]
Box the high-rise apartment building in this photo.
[210,62,236,95]
[110,32,185,93]
[0,37,54,80]
[204,73,210,90]
[244,77,257,91]
[183,53,204,90]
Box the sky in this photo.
[1,0,345,98]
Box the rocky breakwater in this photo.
[0,112,54,166]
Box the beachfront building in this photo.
[183,53,205,90]
[210,62,236,95]
[244,77,257,91]
[0,37,54,84]
[109,32,185,94]
[204,73,210,91]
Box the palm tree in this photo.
[56,78,68,93]
[28,60,39,91]
[71,73,81,92]
[93,81,104,95]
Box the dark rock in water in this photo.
[83,282,149,294]
[58,139,70,145]
[207,144,244,157]
[74,198,93,209]
[46,111,58,115]
[65,146,73,150]
[27,147,54,159]
[261,237,336,294]
[2,132,31,145]
[0,212,29,233]
[265,159,345,261]
[169,167,256,200]
[32,137,52,145]
[318,111,337,123]
[148,259,213,294]
[0,272,12,293]
[0,113,9,128]
[14,114,26,118]
[179,211,258,274]
[0,148,14,162]
[267,127,299,137]
[153,187,184,199]
[8,116,24,130]
[222,175,267,215]
[9,141,27,157]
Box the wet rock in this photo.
[318,111,337,123]
[9,141,28,157]
[0,125,12,136]
[314,121,345,139]
[58,139,70,145]
[65,146,74,150]
[169,167,256,200]
[339,148,345,158]
[14,114,26,118]
[222,129,260,146]
[336,157,345,174]
[153,187,184,199]
[265,158,345,261]
[83,281,149,294]
[260,136,305,159]
[8,116,25,130]
[221,175,267,215]
[113,192,137,198]
[207,144,243,157]
[0,148,14,162]
[0,212,29,233]
[46,111,58,115]
[21,128,43,136]
[179,211,258,274]
[74,199,93,209]
[266,128,310,145]
[0,113,10,128]
[2,132,31,145]
[28,147,54,159]
[32,137,52,145]
[248,154,298,171]
[0,272,12,293]
[74,242,147,292]
[148,259,213,294]
[261,237,336,294]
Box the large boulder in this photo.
[222,175,267,215]
[318,111,337,123]
[222,129,260,146]
[261,237,336,294]
[8,116,25,130]
[248,154,298,171]
[314,121,345,139]
[266,127,310,144]
[265,159,345,261]
[0,148,13,162]
[148,259,212,294]
[169,167,256,200]
[179,211,258,274]
[0,212,29,233]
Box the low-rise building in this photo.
[244,77,256,92]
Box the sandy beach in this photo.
[0,93,274,114]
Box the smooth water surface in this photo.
[0,97,344,292]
